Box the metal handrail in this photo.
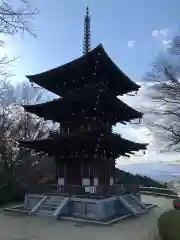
[140,186,178,193]
[139,186,179,198]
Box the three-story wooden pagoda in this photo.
[15,7,154,224]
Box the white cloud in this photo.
[117,151,180,166]
[152,30,159,37]
[115,83,179,165]
[162,39,172,48]
[152,28,169,38]
[151,28,174,49]
[127,40,135,48]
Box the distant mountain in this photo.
[116,168,165,188]
[119,162,180,183]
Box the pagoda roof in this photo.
[19,128,147,159]
[26,44,140,96]
[23,84,142,124]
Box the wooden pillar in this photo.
[81,162,90,186]
[98,160,104,185]
[109,160,115,186]
[57,162,66,192]
[55,157,58,183]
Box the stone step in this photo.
[39,205,57,210]
[48,196,64,201]
[118,194,147,215]
[37,198,64,214]
[34,196,69,217]
[42,202,62,206]
[43,197,64,204]
[38,204,60,210]
[36,209,55,215]
[44,200,60,204]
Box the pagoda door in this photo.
[66,162,81,186]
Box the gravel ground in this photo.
[0,195,173,240]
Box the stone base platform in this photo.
[4,192,156,225]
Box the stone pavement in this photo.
[0,195,173,240]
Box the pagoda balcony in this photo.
[26,183,140,199]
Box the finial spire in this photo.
[86,6,89,16]
[83,6,91,55]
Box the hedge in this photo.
[0,184,25,205]
[158,209,180,240]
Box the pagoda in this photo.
[16,7,153,224]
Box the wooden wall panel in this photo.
[56,158,116,187]
[66,162,81,186]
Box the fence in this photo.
[27,183,180,198]
[139,186,179,198]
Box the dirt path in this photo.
[0,195,173,240]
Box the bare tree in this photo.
[0,105,34,188]
[0,106,53,188]
[0,0,38,77]
[0,1,44,189]
[0,0,38,37]
[0,81,58,189]
[144,36,180,151]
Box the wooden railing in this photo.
[27,183,140,197]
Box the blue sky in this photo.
[6,0,180,83]
[5,0,180,164]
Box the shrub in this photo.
[158,209,180,240]
[0,184,25,205]
[173,199,180,210]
